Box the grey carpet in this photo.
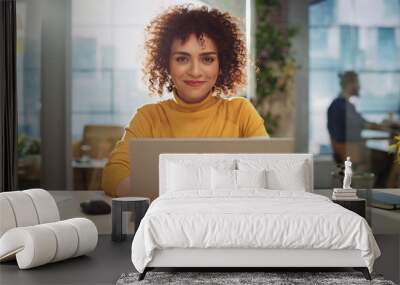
[116,271,396,285]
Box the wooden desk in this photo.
[366,139,391,152]
[362,130,391,140]
[72,160,107,190]
[71,159,107,169]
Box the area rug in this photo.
[116,271,396,285]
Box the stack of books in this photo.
[332,188,358,200]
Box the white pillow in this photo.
[211,168,236,190]
[238,159,307,191]
[265,168,306,191]
[211,169,268,190]
[167,162,211,191]
[236,169,267,189]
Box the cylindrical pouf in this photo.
[63,218,98,257]
[0,226,57,269]
[0,192,39,227]
[0,196,17,237]
[0,218,98,269]
[23,189,60,223]
[42,220,79,262]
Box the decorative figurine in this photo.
[332,157,357,200]
[342,156,352,189]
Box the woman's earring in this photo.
[167,80,174,92]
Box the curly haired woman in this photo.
[102,5,268,197]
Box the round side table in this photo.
[111,197,150,242]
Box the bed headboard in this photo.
[159,153,313,195]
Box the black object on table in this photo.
[332,198,366,218]
[80,199,111,215]
[112,197,150,242]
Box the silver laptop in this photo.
[129,138,294,201]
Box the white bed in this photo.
[131,154,380,280]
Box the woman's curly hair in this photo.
[143,5,247,96]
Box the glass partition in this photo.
[310,0,400,234]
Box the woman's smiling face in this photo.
[169,33,219,104]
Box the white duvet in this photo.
[131,190,380,273]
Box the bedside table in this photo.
[112,197,150,242]
[332,198,366,218]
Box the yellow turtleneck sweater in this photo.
[102,93,268,196]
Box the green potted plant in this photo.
[389,135,400,187]
[389,135,400,162]
[253,0,298,136]
[17,133,41,180]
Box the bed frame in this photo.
[138,154,372,281]
[139,248,371,280]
